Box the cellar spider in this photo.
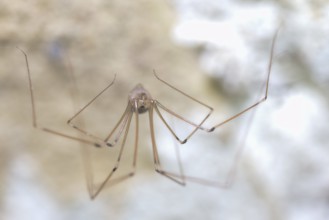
[18,30,278,200]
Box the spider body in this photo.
[129,84,153,114]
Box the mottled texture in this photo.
[1,0,329,220]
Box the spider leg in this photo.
[154,101,213,144]
[17,47,107,147]
[153,28,279,139]
[66,74,117,144]
[210,28,279,130]
[160,98,258,188]
[153,72,213,143]
[85,108,137,199]
[148,104,186,185]
[103,103,132,146]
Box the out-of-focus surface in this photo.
[1,0,329,220]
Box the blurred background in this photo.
[0,0,329,220]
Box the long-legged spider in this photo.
[18,30,278,199]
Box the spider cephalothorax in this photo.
[129,84,153,114]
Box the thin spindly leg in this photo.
[64,53,95,195]
[62,51,134,197]
[148,105,186,185]
[86,109,134,199]
[103,103,132,145]
[64,50,81,113]
[17,47,105,147]
[153,71,213,142]
[80,103,132,197]
[210,29,279,131]
[153,29,279,138]
[162,96,259,188]
[161,62,271,188]
[154,101,212,143]
[66,74,117,144]
[87,101,141,199]
[150,29,279,188]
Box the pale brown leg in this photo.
[17,47,105,147]
[148,105,186,185]
[62,55,143,198]
[87,101,140,199]
[150,29,279,188]
[153,72,213,142]
[86,110,135,199]
[210,28,279,130]
[103,103,132,145]
[153,29,279,140]
[60,51,137,197]
[154,102,213,143]
[66,74,117,145]
[160,101,257,188]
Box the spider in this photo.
[18,29,278,199]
